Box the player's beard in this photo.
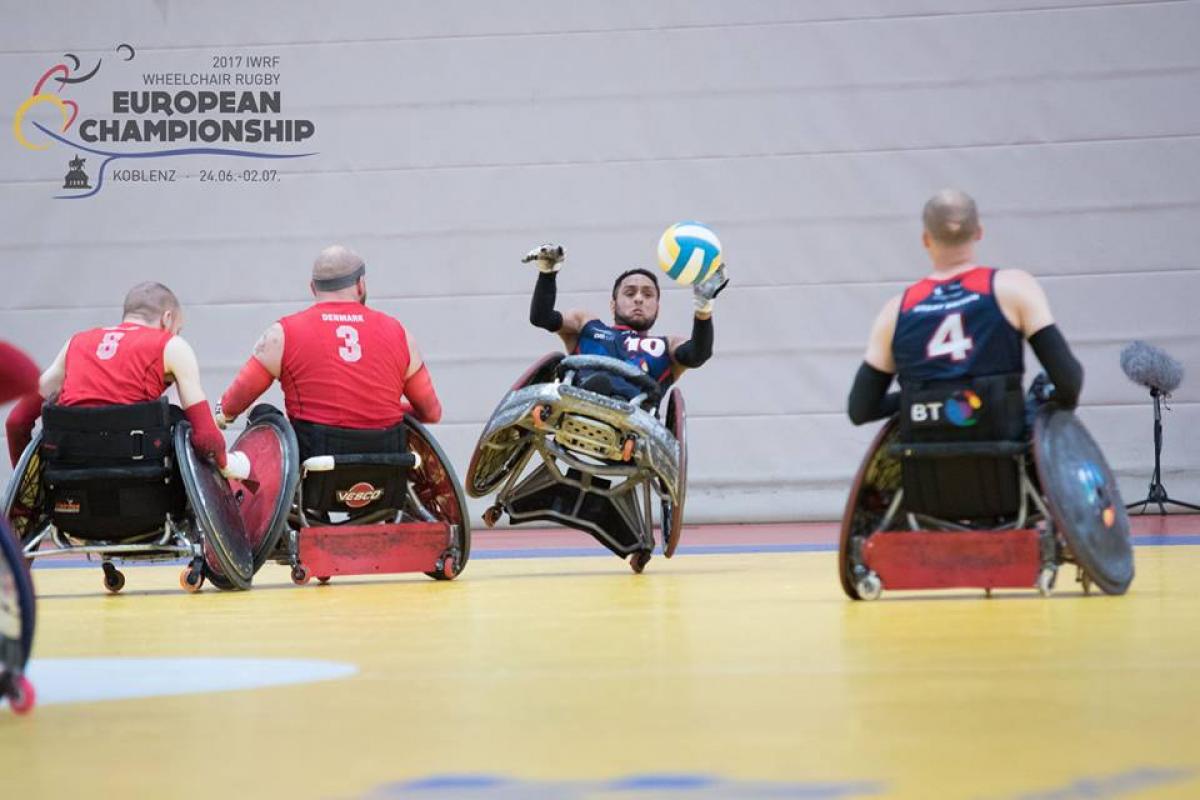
[614,309,656,332]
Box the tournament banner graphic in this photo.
[12,44,317,199]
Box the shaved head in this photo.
[312,245,365,282]
[122,281,179,320]
[922,189,980,246]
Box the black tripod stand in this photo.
[1126,388,1200,515]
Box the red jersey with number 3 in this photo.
[58,323,173,407]
[891,266,1023,387]
[279,301,411,428]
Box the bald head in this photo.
[313,245,365,282]
[922,189,980,247]
[122,281,179,320]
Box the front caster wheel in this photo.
[179,565,205,593]
[629,550,652,574]
[855,572,882,601]
[7,674,35,715]
[1036,567,1057,597]
[102,562,125,594]
[291,565,310,585]
[482,505,503,528]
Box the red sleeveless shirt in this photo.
[279,301,411,429]
[58,322,172,407]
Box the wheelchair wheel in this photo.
[175,423,254,591]
[465,352,564,497]
[838,418,901,600]
[2,433,50,553]
[1,518,36,693]
[1033,407,1134,595]
[661,388,687,558]
[405,416,472,580]
[229,412,301,573]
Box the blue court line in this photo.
[27,535,1200,569]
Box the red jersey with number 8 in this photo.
[891,266,1023,387]
[58,322,173,407]
[279,301,411,428]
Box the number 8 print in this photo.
[95,331,125,361]
[336,325,362,363]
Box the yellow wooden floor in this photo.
[2,547,1198,799]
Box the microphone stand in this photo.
[1126,387,1200,515]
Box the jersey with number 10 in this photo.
[891,266,1023,387]
[574,319,674,397]
[279,301,411,429]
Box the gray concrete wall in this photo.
[2,0,1198,520]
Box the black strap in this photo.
[312,264,366,291]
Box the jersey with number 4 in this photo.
[892,266,1023,386]
[575,319,674,397]
[59,322,173,407]
[279,301,411,429]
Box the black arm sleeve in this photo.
[672,316,713,368]
[529,271,563,332]
[1029,324,1083,408]
[847,362,900,425]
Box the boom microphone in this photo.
[1120,341,1183,395]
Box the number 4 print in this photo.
[926,313,973,362]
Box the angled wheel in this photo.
[405,416,471,580]
[1033,407,1134,595]
[661,388,687,558]
[175,423,254,591]
[465,352,564,497]
[228,411,300,573]
[2,434,50,557]
[0,518,35,690]
[838,418,901,600]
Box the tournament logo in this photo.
[336,482,384,509]
[13,44,316,199]
[944,389,983,427]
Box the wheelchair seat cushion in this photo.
[39,399,186,540]
[293,419,409,515]
[896,373,1028,521]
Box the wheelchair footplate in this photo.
[290,521,462,585]
[859,529,1047,598]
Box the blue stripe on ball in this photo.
[667,235,719,281]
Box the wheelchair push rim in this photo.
[229,411,301,572]
[405,416,472,579]
[1033,406,1134,595]
[465,352,565,498]
[838,418,901,600]
[0,518,35,678]
[175,423,254,590]
[662,387,687,558]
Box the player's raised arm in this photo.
[525,244,591,352]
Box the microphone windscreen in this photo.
[1120,340,1184,394]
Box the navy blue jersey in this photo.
[574,319,674,399]
[892,267,1023,387]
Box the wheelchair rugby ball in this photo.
[657,221,723,286]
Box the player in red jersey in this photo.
[0,342,39,407]
[5,283,246,476]
[216,245,442,431]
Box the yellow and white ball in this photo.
[656,221,723,286]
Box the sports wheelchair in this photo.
[226,406,470,585]
[466,353,686,573]
[3,399,260,593]
[1,518,35,713]
[839,373,1134,600]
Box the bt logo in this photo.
[910,390,983,427]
